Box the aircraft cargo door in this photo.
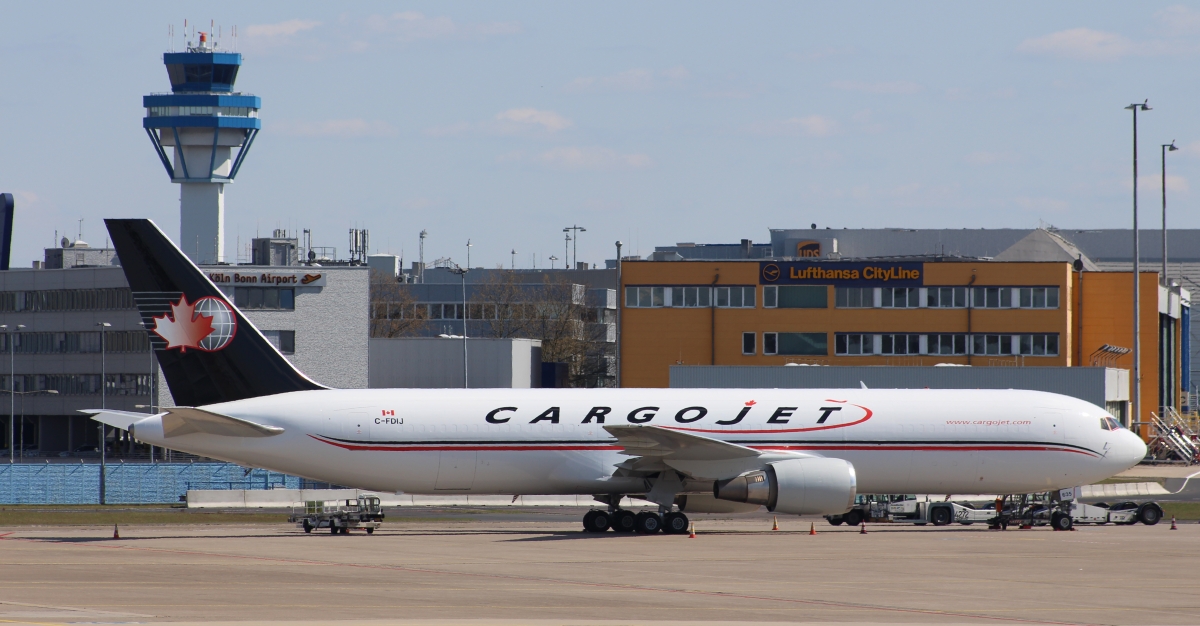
[435,451,477,490]
[434,426,475,489]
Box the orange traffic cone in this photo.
[772,516,779,531]
[688,522,696,538]
[1171,515,1178,530]
[809,522,817,535]
[860,521,867,534]
[113,524,119,540]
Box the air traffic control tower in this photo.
[143,32,260,264]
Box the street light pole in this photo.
[1162,141,1178,285]
[451,266,469,389]
[615,241,623,388]
[563,225,586,269]
[3,324,24,464]
[1125,100,1150,433]
[97,322,111,504]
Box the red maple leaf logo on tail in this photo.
[151,296,215,352]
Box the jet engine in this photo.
[712,457,856,515]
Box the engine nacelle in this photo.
[675,494,762,514]
[712,457,857,515]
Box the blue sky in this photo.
[4,2,1200,269]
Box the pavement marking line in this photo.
[0,536,1097,626]
[0,599,153,618]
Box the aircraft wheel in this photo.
[662,511,689,534]
[583,510,611,532]
[1138,504,1162,526]
[843,509,864,527]
[1051,512,1073,531]
[634,511,662,534]
[611,510,637,533]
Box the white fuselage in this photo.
[130,388,1146,496]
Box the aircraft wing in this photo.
[84,409,152,431]
[603,425,817,481]
[604,425,760,460]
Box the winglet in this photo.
[860,381,868,390]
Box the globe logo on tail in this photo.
[151,296,237,352]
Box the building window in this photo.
[670,286,712,307]
[881,287,919,308]
[764,285,826,308]
[262,330,296,354]
[929,334,968,355]
[1017,333,1059,356]
[1017,287,1060,309]
[0,288,135,312]
[763,332,778,355]
[927,287,967,308]
[625,286,668,308]
[234,287,295,310]
[834,333,875,355]
[776,332,828,356]
[972,333,1015,355]
[715,286,756,308]
[880,333,921,355]
[971,287,1012,309]
[835,287,873,308]
[742,332,756,355]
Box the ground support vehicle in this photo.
[886,498,998,526]
[986,490,1162,531]
[825,494,906,526]
[289,496,384,535]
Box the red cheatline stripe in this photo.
[752,444,1098,457]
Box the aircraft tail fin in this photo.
[105,219,326,407]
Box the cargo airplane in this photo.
[90,219,1147,534]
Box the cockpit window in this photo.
[1100,418,1111,431]
[1103,416,1124,430]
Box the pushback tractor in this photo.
[290,496,384,535]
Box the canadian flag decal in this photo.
[382,409,395,416]
[151,296,237,353]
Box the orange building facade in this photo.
[619,259,1186,432]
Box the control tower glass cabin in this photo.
[142,33,261,264]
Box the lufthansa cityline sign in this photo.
[759,261,923,286]
[206,270,327,288]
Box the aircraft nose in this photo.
[1117,430,1147,468]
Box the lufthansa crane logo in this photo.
[762,264,781,282]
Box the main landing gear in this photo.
[582,508,689,535]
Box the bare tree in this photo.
[369,270,428,338]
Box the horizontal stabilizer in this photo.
[83,409,152,431]
[161,407,284,438]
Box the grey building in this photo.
[0,252,368,459]
[369,337,542,388]
[374,267,617,386]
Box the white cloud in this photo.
[245,19,321,38]
[567,67,689,93]
[365,11,520,41]
[494,108,572,133]
[274,119,396,138]
[1155,5,1200,37]
[750,115,840,137]
[536,147,653,170]
[1017,28,1134,61]
[1136,174,1189,193]
[831,80,921,95]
